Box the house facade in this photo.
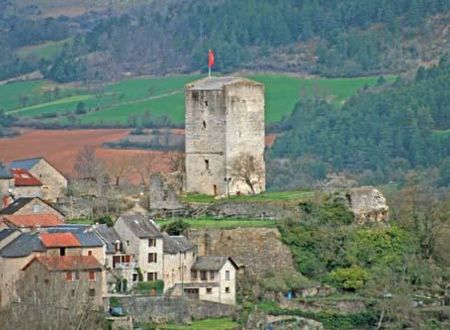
[0,197,65,221]
[9,168,43,199]
[9,157,68,202]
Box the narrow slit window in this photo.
[205,101,208,106]
[205,159,209,170]
[202,120,206,128]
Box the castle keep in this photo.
[185,77,265,196]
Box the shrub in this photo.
[135,280,164,294]
[160,219,190,235]
[331,265,369,291]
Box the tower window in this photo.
[202,120,206,128]
[205,159,209,170]
[205,101,208,106]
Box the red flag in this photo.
[208,49,215,68]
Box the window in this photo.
[126,240,130,246]
[210,271,215,280]
[88,271,96,281]
[202,120,206,128]
[191,270,197,280]
[88,289,96,297]
[66,272,73,281]
[206,288,212,294]
[60,247,66,256]
[71,289,75,297]
[148,239,156,247]
[200,271,207,281]
[75,271,80,280]
[147,272,157,281]
[205,159,209,170]
[205,100,208,107]
[225,270,230,281]
[32,204,42,213]
[87,250,93,256]
[148,253,157,263]
[132,274,138,282]
[225,287,230,293]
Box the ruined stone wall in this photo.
[149,174,185,211]
[207,200,299,220]
[346,186,389,224]
[185,89,227,196]
[186,228,297,276]
[224,82,265,195]
[117,296,235,324]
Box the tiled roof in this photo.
[0,197,65,216]
[23,255,102,272]
[1,214,63,228]
[47,225,104,247]
[94,224,121,253]
[192,256,238,271]
[186,76,262,91]
[0,163,12,179]
[0,232,46,258]
[10,168,42,186]
[163,233,194,254]
[116,213,162,239]
[40,232,80,248]
[0,228,18,241]
[9,158,42,171]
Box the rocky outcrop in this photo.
[186,228,297,275]
[345,186,389,224]
[149,173,185,212]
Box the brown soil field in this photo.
[0,129,177,184]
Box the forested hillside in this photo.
[269,57,450,188]
[2,0,450,82]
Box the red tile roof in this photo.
[1,214,63,228]
[10,168,42,187]
[22,255,102,271]
[40,232,80,248]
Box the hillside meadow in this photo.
[2,74,393,126]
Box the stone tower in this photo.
[185,77,265,196]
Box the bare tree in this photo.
[74,145,104,182]
[107,157,130,186]
[132,153,156,186]
[230,152,264,194]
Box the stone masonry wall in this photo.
[186,228,297,275]
[117,296,235,324]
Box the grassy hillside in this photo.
[3,74,393,125]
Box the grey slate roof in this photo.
[186,76,261,91]
[0,197,64,216]
[9,158,42,170]
[1,232,46,258]
[117,213,162,239]
[0,163,12,179]
[46,225,103,247]
[0,228,17,242]
[192,256,238,271]
[162,233,194,254]
[94,224,121,253]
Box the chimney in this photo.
[2,195,11,208]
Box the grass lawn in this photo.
[156,317,238,329]
[5,73,395,125]
[182,190,314,204]
[157,217,278,229]
[65,218,95,225]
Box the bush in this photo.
[135,280,164,294]
[330,265,369,291]
[160,219,190,235]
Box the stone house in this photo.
[162,233,195,290]
[172,256,238,305]
[21,255,104,307]
[9,157,68,202]
[0,226,105,308]
[0,214,63,231]
[9,168,43,199]
[185,77,266,196]
[0,197,65,221]
[94,224,135,293]
[0,163,13,207]
[114,212,163,283]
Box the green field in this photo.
[182,190,314,204]
[156,318,238,330]
[157,217,278,229]
[2,73,394,125]
[16,38,73,60]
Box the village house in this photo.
[21,255,104,307]
[94,224,134,293]
[0,214,63,232]
[172,256,238,305]
[0,197,65,221]
[0,226,105,308]
[9,168,43,199]
[114,212,163,283]
[9,157,68,202]
[0,163,13,208]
